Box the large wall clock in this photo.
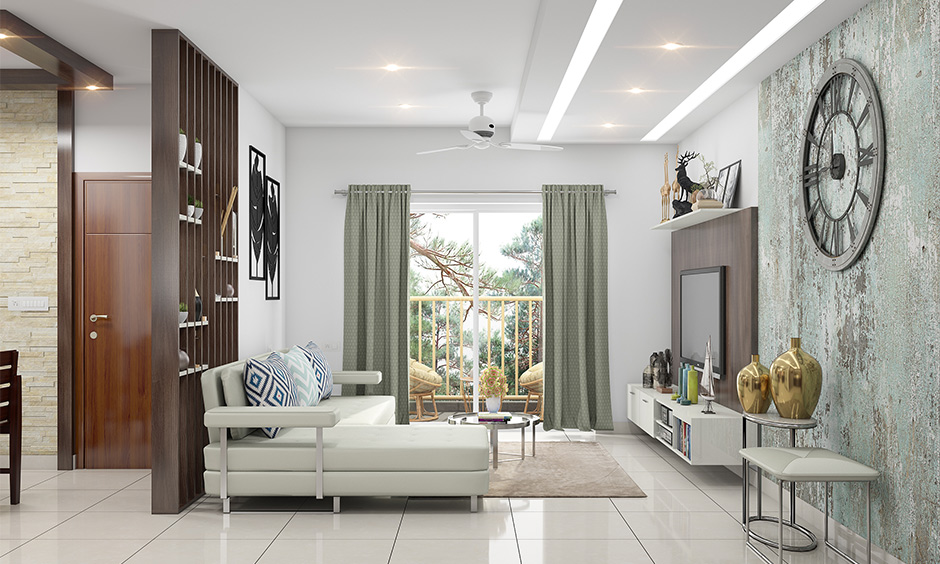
[799,58,885,271]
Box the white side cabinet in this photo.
[627,384,742,466]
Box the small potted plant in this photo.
[179,128,187,164]
[193,198,204,220]
[186,195,196,218]
[479,366,507,413]
[193,136,203,170]
[178,302,188,324]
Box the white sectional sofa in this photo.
[201,354,490,513]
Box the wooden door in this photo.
[81,179,152,468]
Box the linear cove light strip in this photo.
[642,0,826,141]
[537,0,624,142]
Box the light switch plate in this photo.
[8,296,49,311]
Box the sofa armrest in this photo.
[204,406,340,430]
[333,371,382,385]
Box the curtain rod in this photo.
[333,189,617,196]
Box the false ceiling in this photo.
[0,0,870,143]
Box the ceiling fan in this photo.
[417,91,563,155]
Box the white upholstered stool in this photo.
[739,447,879,564]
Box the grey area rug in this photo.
[485,441,646,498]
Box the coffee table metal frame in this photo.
[447,412,540,469]
[742,412,818,555]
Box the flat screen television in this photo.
[680,266,725,376]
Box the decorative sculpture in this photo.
[660,153,671,223]
[650,349,673,392]
[672,151,699,218]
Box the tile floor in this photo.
[0,428,900,564]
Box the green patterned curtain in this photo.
[542,185,612,431]
[343,185,411,424]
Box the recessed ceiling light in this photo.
[538,0,624,141]
[85,85,100,91]
[627,87,645,94]
[0,33,9,40]
[643,0,826,141]
[602,123,616,128]
[661,42,683,51]
[384,64,402,71]
[398,104,413,109]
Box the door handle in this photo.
[89,314,109,323]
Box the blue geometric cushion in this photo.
[283,346,321,407]
[243,353,298,438]
[302,341,333,401]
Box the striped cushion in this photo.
[244,353,298,438]
[283,346,321,407]
[303,341,333,401]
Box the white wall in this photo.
[75,84,151,172]
[238,90,287,357]
[678,87,759,209]
[285,127,673,427]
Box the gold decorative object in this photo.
[660,153,671,223]
[736,354,772,414]
[770,338,822,419]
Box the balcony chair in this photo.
[519,362,544,418]
[409,359,443,421]
[1,350,22,505]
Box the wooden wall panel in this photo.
[671,207,758,411]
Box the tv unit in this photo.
[679,266,725,376]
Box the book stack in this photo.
[478,412,513,423]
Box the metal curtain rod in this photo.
[333,189,617,196]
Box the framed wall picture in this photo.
[264,176,280,300]
[717,160,741,208]
[248,146,266,280]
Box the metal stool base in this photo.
[745,515,818,552]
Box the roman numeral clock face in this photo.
[800,59,885,271]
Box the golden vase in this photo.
[770,337,822,419]
[736,354,772,413]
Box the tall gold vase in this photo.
[736,354,772,413]
[770,337,822,419]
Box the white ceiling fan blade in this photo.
[496,142,564,152]
[460,130,484,142]
[416,145,472,155]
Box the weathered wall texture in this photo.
[0,91,58,456]
[757,0,940,562]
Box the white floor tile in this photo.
[600,442,660,458]
[0,471,63,491]
[86,489,152,512]
[518,539,653,564]
[310,496,407,513]
[0,511,78,540]
[391,539,520,564]
[613,453,678,473]
[621,510,745,540]
[407,497,509,512]
[125,475,152,490]
[611,488,725,513]
[258,539,394,564]
[627,470,700,491]
[0,539,145,564]
[509,497,616,512]
[125,539,271,564]
[0,489,112,513]
[36,511,179,540]
[278,513,403,540]
[397,512,516,540]
[677,466,745,488]
[31,470,150,491]
[0,540,27,558]
[157,511,291,540]
[512,511,636,540]
[703,486,780,516]
[641,539,781,564]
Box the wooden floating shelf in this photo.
[178,214,202,225]
[179,162,202,175]
[215,296,238,303]
[215,255,238,263]
[650,208,740,231]
[178,364,209,378]
[179,319,209,329]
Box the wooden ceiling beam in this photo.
[0,68,67,90]
[0,9,113,90]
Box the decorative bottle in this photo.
[770,338,822,419]
[736,354,772,414]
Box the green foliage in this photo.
[179,302,188,312]
[194,199,204,208]
[180,128,185,134]
[187,195,194,205]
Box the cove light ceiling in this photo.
[661,42,683,50]
[537,0,624,142]
[384,64,402,71]
[642,0,826,141]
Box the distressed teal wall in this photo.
[757,0,939,562]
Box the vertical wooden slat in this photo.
[56,90,74,470]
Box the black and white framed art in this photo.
[248,146,266,280]
[264,176,280,300]
[716,160,741,209]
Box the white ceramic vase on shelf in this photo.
[193,141,203,170]
[193,206,204,220]
[178,133,187,164]
[178,311,188,324]
[485,397,500,413]
[186,204,195,218]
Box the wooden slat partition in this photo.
[152,29,238,514]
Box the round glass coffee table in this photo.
[447,412,540,469]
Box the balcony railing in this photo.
[410,295,543,399]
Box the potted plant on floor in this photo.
[193,198,204,220]
[187,195,195,218]
[480,366,507,413]
[179,128,187,164]
[178,302,188,324]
